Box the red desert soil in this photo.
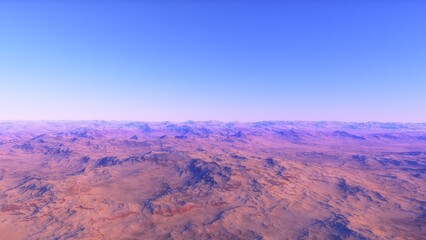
[0,121,425,239]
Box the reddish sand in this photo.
[0,121,425,239]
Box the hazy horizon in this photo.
[1,119,426,124]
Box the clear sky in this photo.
[0,1,425,122]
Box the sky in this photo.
[0,1,425,122]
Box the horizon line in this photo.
[1,120,425,124]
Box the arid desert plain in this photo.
[0,121,425,239]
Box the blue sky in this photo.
[0,1,425,122]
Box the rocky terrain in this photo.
[0,121,425,239]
